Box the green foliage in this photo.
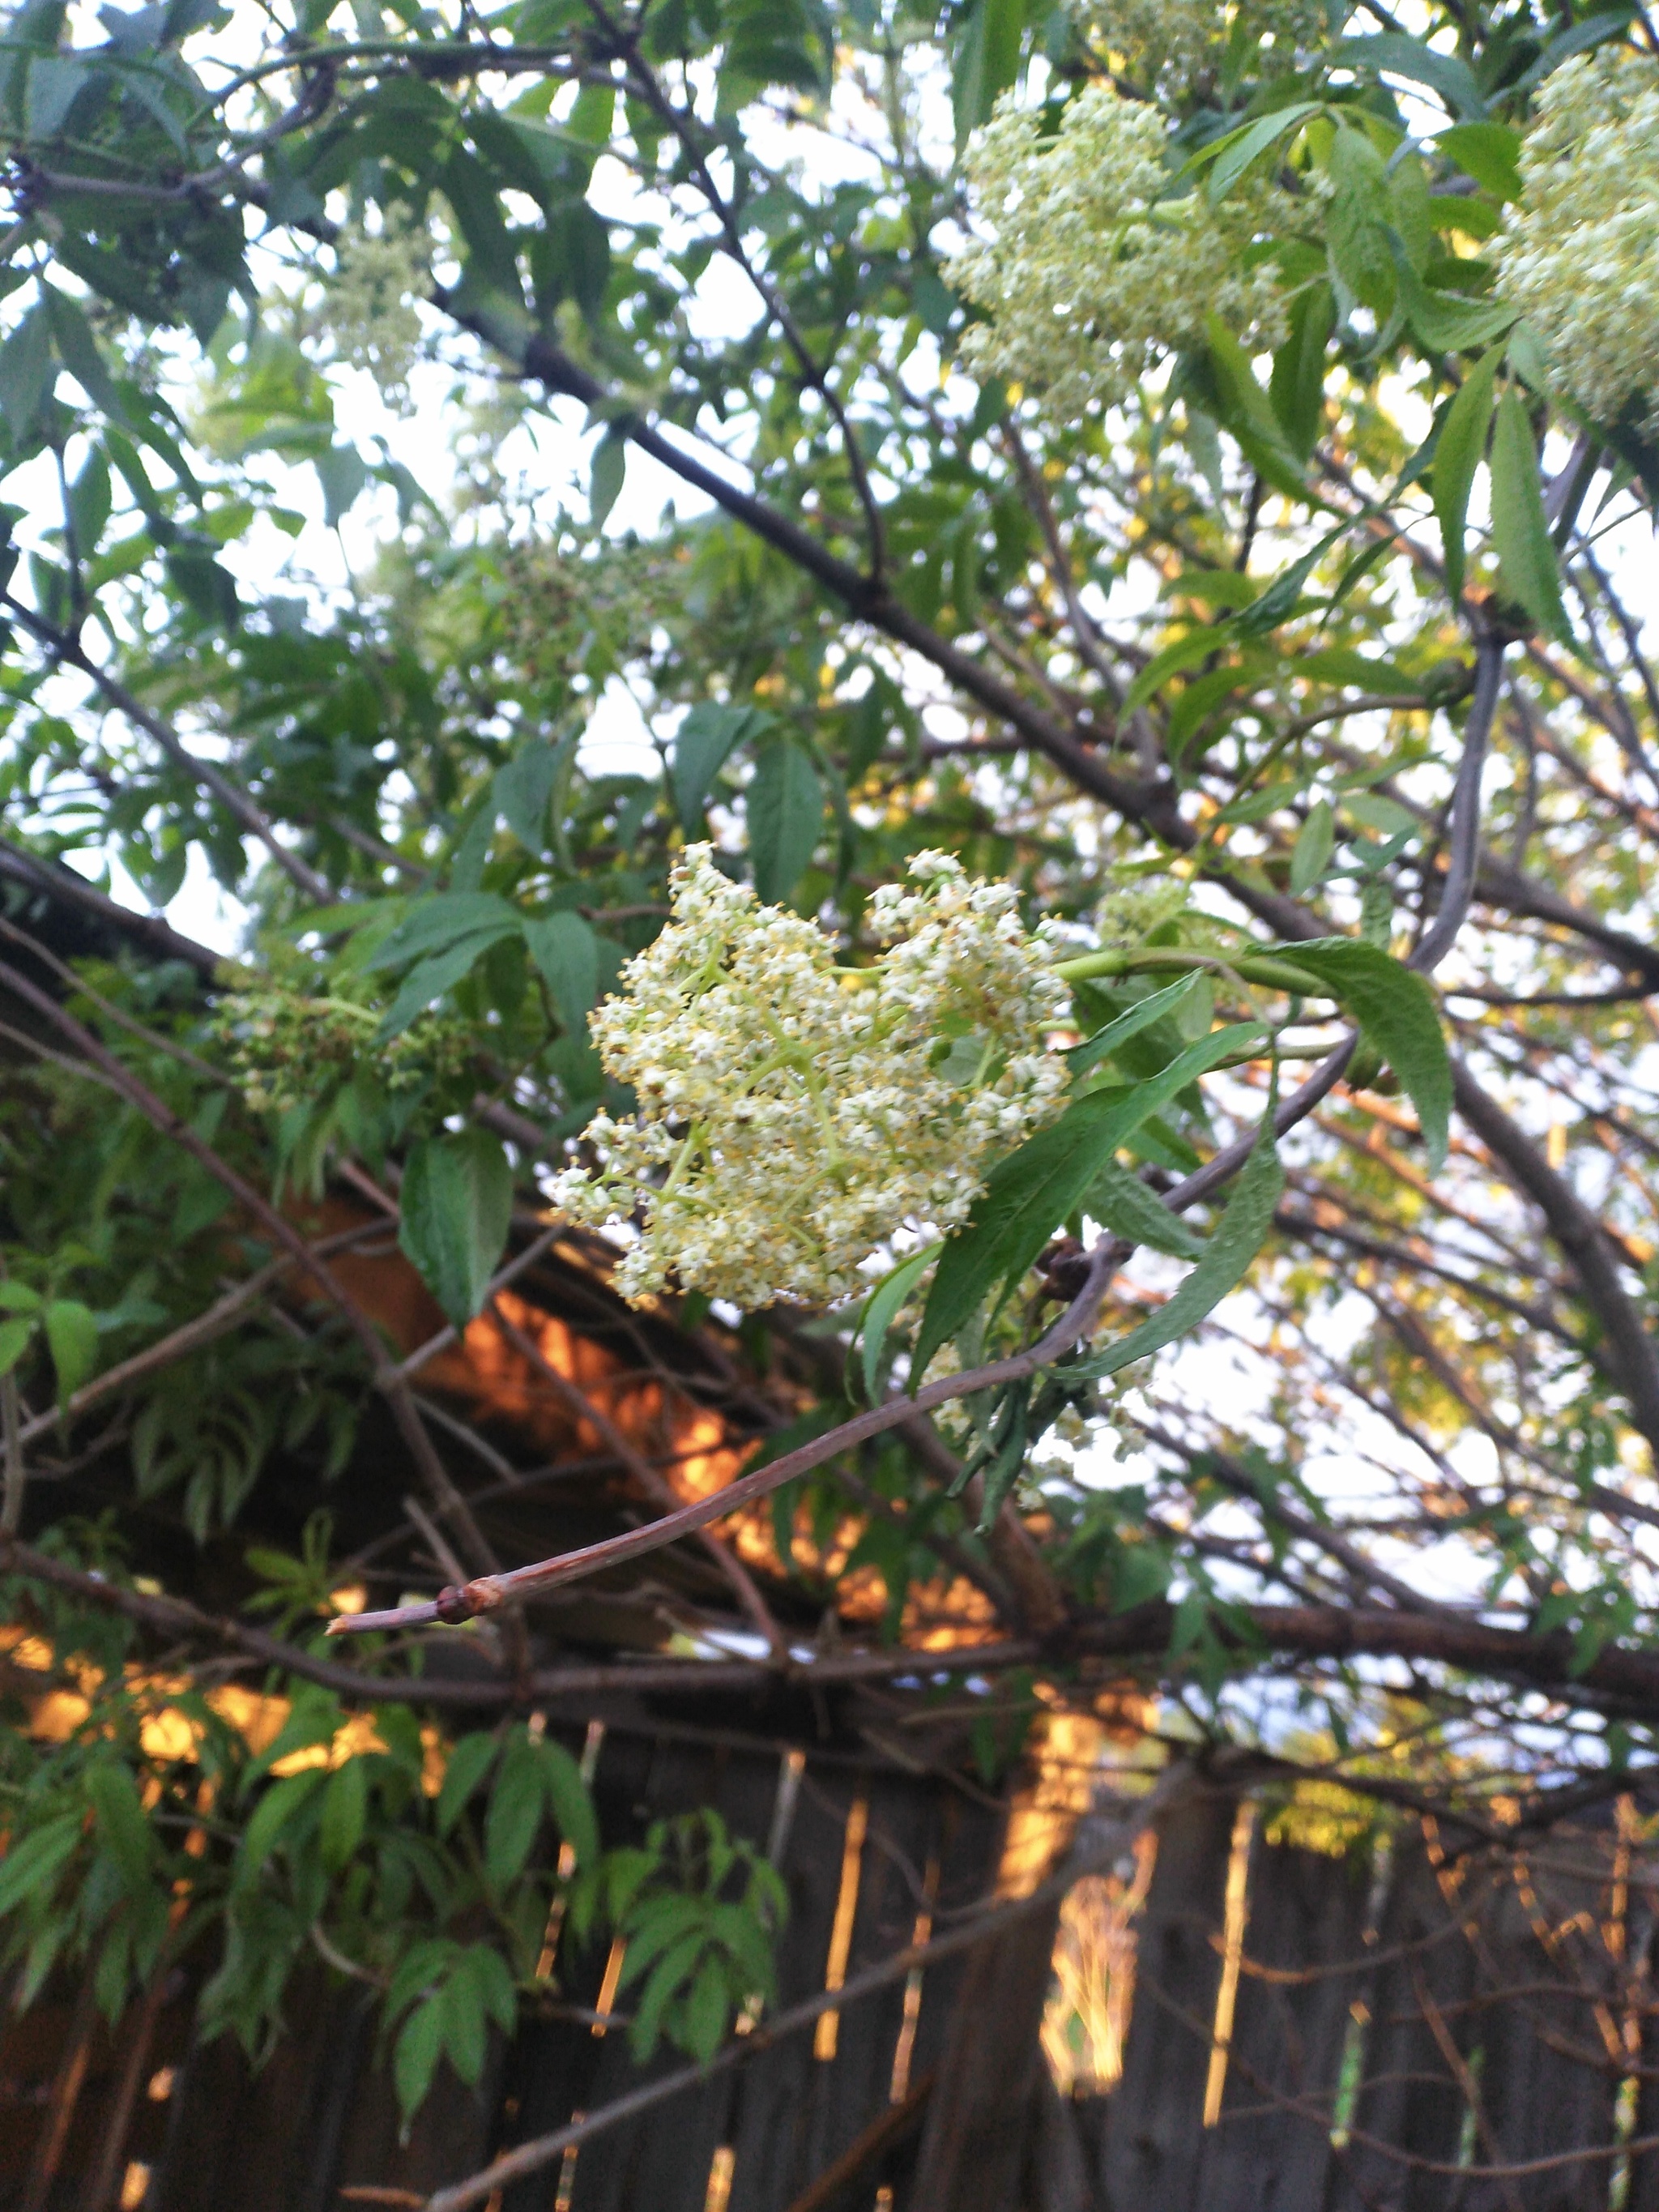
[570,1810,787,2065]
[0,0,1653,2130]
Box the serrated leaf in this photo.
[1123,630,1222,713]
[672,702,774,830]
[1436,122,1522,202]
[1290,798,1334,895]
[1074,1113,1283,1381]
[494,741,560,854]
[746,741,823,903]
[399,1129,514,1330]
[1205,101,1320,203]
[589,429,626,527]
[43,1299,98,1404]
[1085,1157,1205,1259]
[0,1816,82,1917]
[0,305,53,438]
[319,1756,369,1874]
[1272,937,1451,1168]
[86,1764,154,1890]
[951,0,1025,151]
[1490,386,1571,644]
[537,1739,599,1868]
[1433,342,1501,604]
[1067,973,1203,1078]
[1332,33,1485,119]
[436,1732,499,1836]
[857,1244,937,1404]
[394,1994,446,2121]
[1269,281,1336,461]
[522,909,599,1036]
[913,1023,1265,1377]
[364,891,521,973]
[235,1770,328,1890]
[484,1728,544,1890]
[1324,126,1395,315]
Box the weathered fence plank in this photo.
[1196,1829,1372,2210]
[1090,1781,1239,2207]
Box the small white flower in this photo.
[1499,49,1659,430]
[945,83,1292,417]
[552,848,1071,1309]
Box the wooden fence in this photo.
[5,1748,1658,2212]
[1034,1781,1659,2212]
[0,1718,1004,2212]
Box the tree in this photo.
[2,0,1659,2146]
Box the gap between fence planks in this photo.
[420,1769,1191,2212]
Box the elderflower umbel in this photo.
[1081,0,1328,100]
[1499,49,1659,430]
[551,848,1071,1309]
[324,208,435,406]
[947,84,1290,416]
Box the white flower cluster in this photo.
[1500,49,1659,430]
[551,848,1072,1309]
[947,86,1290,415]
[1082,0,1328,98]
[324,209,434,406]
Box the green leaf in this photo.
[0,304,53,438]
[0,1315,34,1375]
[1083,1157,1205,1260]
[537,1739,599,1867]
[0,1816,82,1916]
[1324,126,1395,316]
[1511,10,1632,98]
[494,741,560,854]
[1203,316,1307,497]
[484,1727,544,1890]
[1432,342,1501,604]
[746,741,824,903]
[86,1764,155,1890]
[43,1299,98,1404]
[913,1023,1265,1377]
[1290,798,1334,895]
[672,703,774,831]
[1205,101,1320,203]
[235,1770,328,1890]
[1332,34,1486,119]
[1067,973,1203,1078]
[1272,937,1451,1168]
[522,909,600,1036]
[1123,630,1222,713]
[319,1756,369,1874]
[314,443,369,526]
[44,288,121,417]
[1074,1113,1284,1381]
[1436,122,1522,203]
[394,1994,446,2120]
[378,934,507,1037]
[857,1244,938,1404]
[1269,282,1336,461]
[399,1129,514,1330]
[436,1732,500,1837]
[952,0,1025,151]
[589,429,626,528]
[364,891,521,973]
[1490,386,1571,645]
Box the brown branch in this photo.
[1451,1055,1659,1458]
[487,1296,788,1656]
